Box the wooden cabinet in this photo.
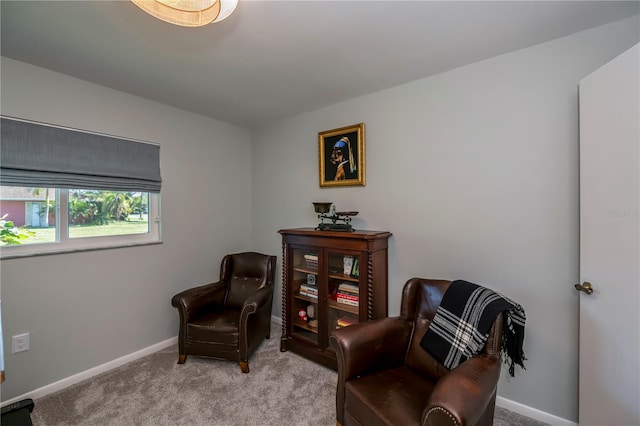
[278,227,392,369]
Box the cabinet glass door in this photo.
[291,248,319,346]
[326,252,360,341]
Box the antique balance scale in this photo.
[312,202,358,232]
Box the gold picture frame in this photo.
[319,123,365,187]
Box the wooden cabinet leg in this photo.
[240,361,250,373]
[177,354,186,364]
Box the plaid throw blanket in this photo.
[419,280,526,377]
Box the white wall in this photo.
[251,17,640,423]
[1,14,638,423]
[0,57,253,400]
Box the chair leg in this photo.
[240,361,250,373]
[177,354,186,364]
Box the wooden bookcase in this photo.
[278,227,391,370]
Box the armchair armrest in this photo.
[240,286,273,318]
[330,317,412,379]
[238,286,274,368]
[423,354,501,426]
[330,317,412,426]
[171,281,226,323]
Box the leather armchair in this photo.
[171,252,277,373]
[329,278,504,426]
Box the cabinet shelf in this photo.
[328,272,359,283]
[293,265,318,275]
[294,293,318,303]
[279,228,391,370]
[294,320,319,334]
[328,299,359,315]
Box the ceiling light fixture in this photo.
[132,0,239,27]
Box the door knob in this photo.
[575,282,594,295]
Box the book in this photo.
[336,316,358,328]
[299,290,318,299]
[337,292,359,301]
[299,283,318,298]
[338,283,359,294]
[336,297,359,307]
[300,285,318,295]
[343,256,354,275]
[350,258,359,277]
[303,253,318,269]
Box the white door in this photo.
[578,44,639,426]
[31,202,41,227]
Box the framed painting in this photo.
[318,123,365,187]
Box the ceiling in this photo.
[2,1,639,129]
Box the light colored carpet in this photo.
[31,323,548,425]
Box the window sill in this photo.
[0,240,163,260]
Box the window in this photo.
[68,190,150,238]
[0,186,160,258]
[0,116,162,258]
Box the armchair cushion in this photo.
[187,310,240,344]
[345,366,435,426]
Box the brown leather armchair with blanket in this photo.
[329,277,526,426]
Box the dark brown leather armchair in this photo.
[171,252,277,373]
[329,278,504,426]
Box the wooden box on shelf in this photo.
[278,227,391,370]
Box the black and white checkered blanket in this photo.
[419,280,526,377]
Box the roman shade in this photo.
[0,117,161,192]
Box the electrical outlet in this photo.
[12,333,29,354]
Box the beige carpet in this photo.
[31,323,548,425]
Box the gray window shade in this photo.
[0,117,161,192]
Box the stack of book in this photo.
[299,283,318,299]
[335,316,358,329]
[336,282,359,307]
[303,253,318,269]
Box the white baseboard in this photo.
[1,323,576,426]
[274,314,576,425]
[496,396,576,426]
[1,336,178,408]
[275,309,573,425]
[271,314,574,425]
[4,320,286,407]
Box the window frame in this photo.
[0,188,161,259]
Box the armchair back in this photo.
[224,252,276,309]
[402,278,503,381]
